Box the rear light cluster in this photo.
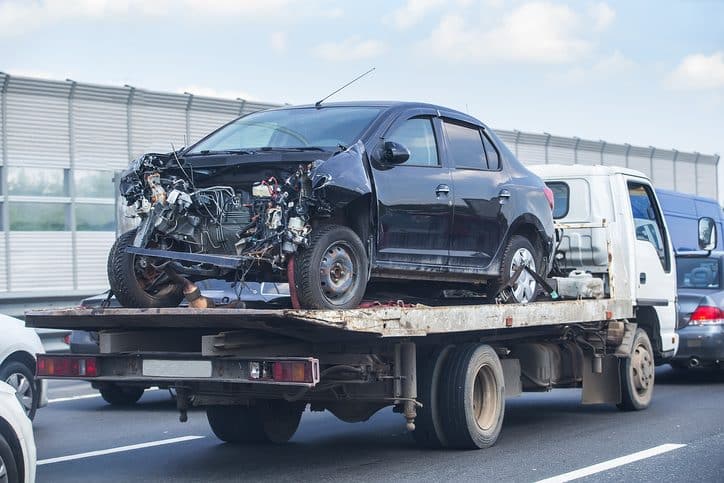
[689,306,724,325]
[248,360,319,384]
[37,355,98,377]
[543,186,555,211]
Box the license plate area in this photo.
[142,359,212,378]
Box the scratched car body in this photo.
[109,102,555,310]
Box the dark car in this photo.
[108,102,555,310]
[672,252,724,370]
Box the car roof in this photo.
[530,163,649,180]
[262,101,484,126]
[676,250,724,259]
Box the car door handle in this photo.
[499,189,511,198]
[640,272,646,284]
[435,184,450,196]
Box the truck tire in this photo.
[0,432,19,483]
[618,328,655,411]
[413,345,453,448]
[206,401,304,444]
[439,344,505,449]
[99,384,145,406]
[487,235,540,304]
[293,224,368,310]
[0,361,38,420]
[107,229,184,308]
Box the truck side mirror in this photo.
[374,141,410,165]
[698,216,717,251]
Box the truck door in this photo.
[370,111,453,267]
[626,180,678,354]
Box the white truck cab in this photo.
[531,164,678,361]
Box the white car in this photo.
[0,314,47,420]
[0,381,36,483]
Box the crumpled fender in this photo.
[309,140,372,209]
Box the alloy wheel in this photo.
[5,372,34,416]
[509,247,537,303]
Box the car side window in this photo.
[443,121,487,170]
[385,117,439,167]
[628,182,670,271]
[482,132,500,170]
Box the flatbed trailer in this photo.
[26,297,648,449]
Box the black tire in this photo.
[413,345,453,448]
[206,401,304,444]
[99,384,145,406]
[0,432,19,483]
[107,229,184,308]
[487,235,541,304]
[439,344,505,449]
[618,328,655,411]
[0,361,38,420]
[293,224,368,309]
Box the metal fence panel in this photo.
[9,232,73,291]
[76,231,115,290]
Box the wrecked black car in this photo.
[108,102,555,310]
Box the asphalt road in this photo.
[32,366,724,482]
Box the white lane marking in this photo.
[38,435,204,466]
[48,387,163,404]
[536,443,687,483]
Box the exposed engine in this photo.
[119,151,320,278]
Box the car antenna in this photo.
[315,67,375,108]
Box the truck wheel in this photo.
[99,384,145,406]
[618,328,655,411]
[488,235,540,304]
[413,345,453,448]
[293,224,368,310]
[0,432,19,483]
[206,401,304,444]
[107,229,184,308]
[1,361,39,420]
[439,344,505,449]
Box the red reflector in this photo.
[690,306,724,325]
[37,355,98,378]
[543,186,555,211]
[271,361,313,383]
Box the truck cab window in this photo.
[628,182,670,271]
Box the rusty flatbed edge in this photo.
[24,298,634,338]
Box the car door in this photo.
[443,118,510,270]
[626,179,677,346]
[370,110,453,268]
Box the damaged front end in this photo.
[111,142,372,308]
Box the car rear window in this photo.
[677,257,720,289]
[546,182,569,219]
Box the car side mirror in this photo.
[375,141,410,165]
[698,216,717,251]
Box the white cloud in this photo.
[589,2,615,32]
[177,85,255,101]
[270,31,287,53]
[388,0,447,30]
[425,2,598,64]
[314,36,385,61]
[0,0,293,37]
[668,52,724,90]
[548,50,635,84]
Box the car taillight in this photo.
[543,186,555,211]
[689,305,724,325]
[37,355,98,377]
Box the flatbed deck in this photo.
[25,298,633,338]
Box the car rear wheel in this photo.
[107,228,184,308]
[99,384,145,406]
[293,224,368,310]
[0,432,19,483]
[0,361,38,420]
[488,235,541,304]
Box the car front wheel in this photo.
[0,361,38,420]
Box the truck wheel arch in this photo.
[634,306,663,359]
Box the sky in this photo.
[1,0,724,158]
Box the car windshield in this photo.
[676,257,720,289]
[187,106,382,154]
